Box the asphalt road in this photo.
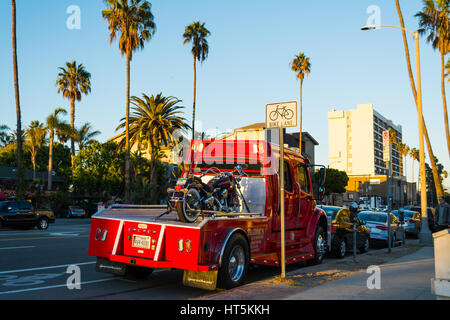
[0,218,394,300]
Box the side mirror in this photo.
[318,167,326,187]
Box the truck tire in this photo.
[217,233,249,289]
[37,217,49,230]
[309,226,326,265]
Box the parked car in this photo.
[67,206,87,218]
[392,209,422,238]
[358,211,401,247]
[318,205,370,258]
[0,200,55,230]
[403,206,435,232]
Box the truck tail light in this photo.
[178,239,184,252]
[185,240,192,253]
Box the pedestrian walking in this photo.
[434,196,450,233]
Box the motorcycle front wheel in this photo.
[177,188,201,223]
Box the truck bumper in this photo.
[100,254,219,273]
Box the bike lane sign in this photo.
[266,101,298,129]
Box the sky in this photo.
[0,0,448,189]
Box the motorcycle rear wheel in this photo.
[177,189,201,223]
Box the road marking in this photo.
[0,246,36,251]
[0,278,115,296]
[0,235,89,241]
[0,261,96,275]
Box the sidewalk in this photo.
[286,246,435,300]
[197,243,436,300]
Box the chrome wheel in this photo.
[38,218,48,230]
[228,245,245,282]
[317,234,327,258]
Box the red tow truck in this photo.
[88,140,330,290]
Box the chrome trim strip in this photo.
[154,225,166,261]
[112,220,124,255]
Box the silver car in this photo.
[358,211,401,247]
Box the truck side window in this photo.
[284,162,293,193]
[297,166,310,193]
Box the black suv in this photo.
[0,201,55,230]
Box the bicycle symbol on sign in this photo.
[269,105,294,122]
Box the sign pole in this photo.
[265,101,297,280]
[280,127,286,279]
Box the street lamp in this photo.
[361,24,429,242]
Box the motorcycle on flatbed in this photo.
[168,165,249,223]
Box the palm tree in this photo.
[56,61,92,164]
[46,108,67,191]
[291,52,311,154]
[115,93,190,190]
[0,125,12,147]
[25,121,47,180]
[410,148,420,184]
[74,123,101,151]
[103,0,156,203]
[395,0,444,201]
[183,21,211,141]
[11,0,25,199]
[416,0,450,157]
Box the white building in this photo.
[328,104,403,177]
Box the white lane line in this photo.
[0,261,96,275]
[0,246,36,251]
[0,278,115,296]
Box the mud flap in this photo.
[183,270,218,291]
[96,258,126,276]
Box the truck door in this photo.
[273,161,298,231]
[18,201,35,223]
[297,164,313,229]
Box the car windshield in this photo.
[358,213,387,223]
[318,206,340,219]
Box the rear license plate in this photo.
[132,235,151,249]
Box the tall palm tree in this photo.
[56,60,92,164]
[291,52,311,154]
[25,121,47,180]
[395,0,444,201]
[416,0,450,157]
[103,0,156,203]
[74,123,101,151]
[46,108,67,191]
[11,0,25,199]
[183,21,211,141]
[115,93,190,188]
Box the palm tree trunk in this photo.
[395,0,444,202]
[441,51,450,157]
[124,52,131,203]
[48,132,54,191]
[299,80,303,154]
[70,97,75,165]
[12,0,24,200]
[192,57,197,141]
[32,154,36,181]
